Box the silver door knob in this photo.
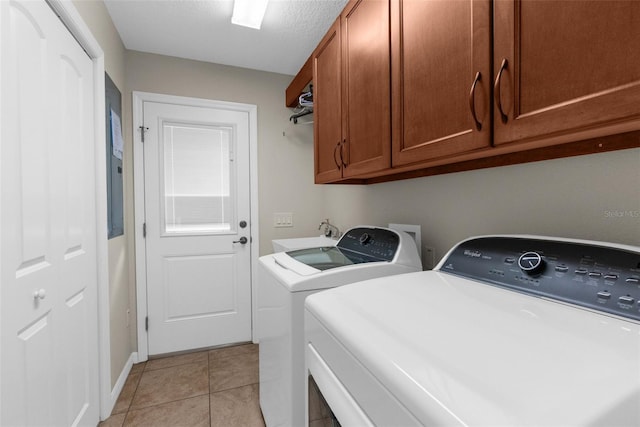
[233,236,248,244]
[33,289,46,300]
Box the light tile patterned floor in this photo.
[99,343,265,427]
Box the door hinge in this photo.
[145,316,148,331]
[139,125,149,143]
[143,222,146,238]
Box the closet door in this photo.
[0,1,99,425]
[341,0,391,178]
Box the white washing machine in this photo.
[305,235,640,426]
[257,226,422,427]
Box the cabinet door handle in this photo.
[494,58,509,123]
[469,71,482,131]
[340,139,347,168]
[333,141,341,170]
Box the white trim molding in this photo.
[106,351,139,414]
[132,91,260,361]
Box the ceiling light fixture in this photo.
[231,0,269,30]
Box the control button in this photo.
[588,272,602,278]
[555,265,569,273]
[518,252,545,275]
[603,274,619,281]
[618,295,635,305]
[504,257,516,264]
[597,291,611,299]
[575,268,588,275]
[359,233,371,245]
[625,277,640,285]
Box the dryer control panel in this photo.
[440,237,640,321]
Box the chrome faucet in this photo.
[318,219,341,239]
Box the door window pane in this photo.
[162,123,235,234]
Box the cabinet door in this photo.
[391,0,491,167]
[494,0,640,146]
[314,18,343,183]
[341,0,391,177]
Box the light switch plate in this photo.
[274,212,293,228]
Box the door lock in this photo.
[239,220,247,228]
[233,236,248,244]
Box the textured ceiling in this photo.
[103,0,348,76]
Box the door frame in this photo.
[132,91,259,362]
[15,0,111,420]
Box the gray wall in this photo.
[73,0,133,388]
[322,147,640,268]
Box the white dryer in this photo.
[257,226,422,427]
[305,235,640,426]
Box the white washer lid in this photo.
[271,251,321,276]
[305,271,640,426]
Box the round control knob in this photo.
[359,233,371,244]
[518,252,545,275]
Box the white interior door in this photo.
[143,101,252,355]
[0,0,99,425]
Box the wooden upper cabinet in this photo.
[493,0,640,146]
[341,0,391,178]
[313,0,391,183]
[300,0,639,184]
[313,18,343,184]
[391,0,492,167]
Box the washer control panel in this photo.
[337,227,400,261]
[440,237,640,321]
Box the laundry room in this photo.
[1,0,638,426]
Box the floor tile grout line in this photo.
[144,353,210,373]
[127,364,211,412]
[123,365,145,415]
[208,350,212,427]
[133,344,255,368]
[126,392,211,413]
[210,380,260,396]
[122,363,145,423]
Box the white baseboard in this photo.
[103,352,137,419]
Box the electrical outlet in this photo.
[423,247,436,270]
[274,212,293,228]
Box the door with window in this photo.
[142,101,252,355]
